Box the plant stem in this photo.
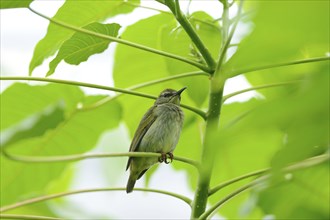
[222,81,300,101]
[208,168,269,196]
[0,188,192,213]
[128,71,209,90]
[0,76,155,98]
[0,214,62,220]
[80,71,207,112]
[124,2,218,29]
[221,0,230,47]
[166,0,216,70]
[27,6,212,74]
[228,56,330,78]
[200,153,329,219]
[124,1,171,14]
[190,1,244,218]
[72,71,208,119]
[216,0,244,74]
[190,1,227,218]
[190,83,224,218]
[284,153,329,171]
[1,150,199,168]
[199,181,256,219]
[205,154,330,216]
[0,76,206,119]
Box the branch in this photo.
[284,154,329,171]
[199,181,256,220]
[28,6,212,74]
[0,188,192,213]
[124,1,171,14]
[208,168,269,196]
[165,0,216,70]
[0,76,207,119]
[228,56,330,78]
[124,71,208,120]
[200,154,330,219]
[127,71,209,91]
[0,214,62,220]
[222,81,300,102]
[1,150,199,168]
[76,71,208,119]
[190,0,239,218]
[124,2,219,29]
[0,76,155,98]
[215,0,244,76]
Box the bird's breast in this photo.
[140,104,184,153]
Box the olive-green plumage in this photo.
[126,87,186,193]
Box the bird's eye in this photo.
[162,92,171,98]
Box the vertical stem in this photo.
[166,0,216,70]
[176,13,216,70]
[191,78,225,219]
[190,1,231,218]
[221,1,230,44]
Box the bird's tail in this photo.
[126,174,136,193]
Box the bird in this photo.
[126,87,186,193]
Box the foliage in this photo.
[0,0,329,219]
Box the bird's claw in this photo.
[166,152,173,164]
[158,152,173,164]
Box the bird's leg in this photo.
[158,153,166,163]
[158,152,173,164]
[165,152,173,164]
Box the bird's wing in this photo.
[126,106,157,170]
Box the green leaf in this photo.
[225,1,329,96]
[271,70,328,169]
[209,99,283,219]
[114,13,174,88]
[2,107,65,148]
[257,162,329,219]
[113,13,179,136]
[0,0,33,9]
[212,69,329,218]
[47,23,121,76]
[189,11,221,60]
[1,84,122,206]
[154,0,166,5]
[0,83,83,131]
[237,69,329,170]
[160,11,221,106]
[29,0,139,75]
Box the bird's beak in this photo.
[176,87,187,96]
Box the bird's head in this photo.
[155,87,186,105]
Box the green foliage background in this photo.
[0,0,329,219]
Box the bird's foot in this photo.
[166,152,173,164]
[158,152,173,164]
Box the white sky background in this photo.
[0,0,258,219]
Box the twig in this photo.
[228,56,330,78]
[0,76,207,119]
[0,187,192,213]
[200,154,330,219]
[0,214,62,220]
[1,150,200,168]
[222,81,300,101]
